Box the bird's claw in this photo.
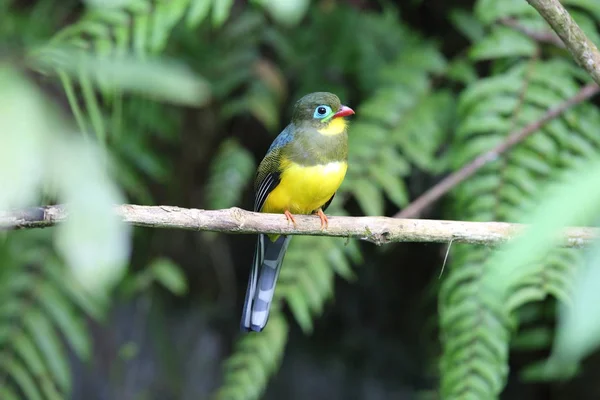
[284,210,297,227]
[316,208,328,230]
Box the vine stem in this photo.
[0,204,597,247]
[394,83,600,219]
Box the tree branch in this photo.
[0,204,597,247]
[526,0,600,86]
[395,82,600,219]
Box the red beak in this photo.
[333,105,355,118]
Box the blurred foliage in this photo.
[480,159,600,381]
[440,0,600,399]
[0,230,104,400]
[0,60,130,398]
[2,0,600,399]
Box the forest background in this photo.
[3,0,600,399]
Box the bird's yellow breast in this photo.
[262,158,348,215]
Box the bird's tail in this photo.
[241,234,291,332]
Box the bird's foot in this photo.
[315,208,329,230]
[284,210,297,227]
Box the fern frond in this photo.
[27,1,229,202]
[206,138,255,210]
[343,45,450,215]
[186,0,235,28]
[276,234,358,333]
[0,232,103,400]
[508,248,580,369]
[178,11,287,131]
[441,58,600,398]
[49,0,233,55]
[214,311,288,400]
[29,0,215,147]
[107,98,182,202]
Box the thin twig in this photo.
[499,17,565,48]
[395,83,600,219]
[0,204,597,248]
[527,0,600,86]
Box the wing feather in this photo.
[254,171,280,212]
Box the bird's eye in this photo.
[313,105,332,119]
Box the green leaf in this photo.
[38,283,91,360]
[0,386,21,400]
[206,139,256,209]
[474,0,536,24]
[40,379,63,400]
[13,333,47,379]
[352,178,384,216]
[369,164,408,208]
[483,159,600,297]
[469,26,537,60]
[34,49,212,106]
[247,86,281,131]
[44,257,106,321]
[512,327,553,350]
[520,358,579,381]
[25,310,70,391]
[215,311,288,400]
[285,283,313,334]
[51,137,131,295]
[0,356,43,400]
[114,134,170,182]
[553,236,600,365]
[327,243,356,281]
[186,0,212,28]
[563,0,600,21]
[449,9,485,42]
[212,0,234,27]
[149,257,188,296]
[150,0,189,52]
[79,67,106,142]
[84,0,134,8]
[0,67,50,211]
[447,57,479,85]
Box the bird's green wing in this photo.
[254,149,282,212]
[254,124,296,211]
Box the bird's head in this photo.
[292,92,355,135]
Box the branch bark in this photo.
[395,82,600,219]
[526,0,600,85]
[1,204,597,248]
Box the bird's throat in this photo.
[317,118,347,136]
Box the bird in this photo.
[241,92,355,332]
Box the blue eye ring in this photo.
[313,104,332,119]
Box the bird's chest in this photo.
[263,160,348,214]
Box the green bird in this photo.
[241,92,355,332]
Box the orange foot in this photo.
[315,208,329,230]
[284,210,297,226]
